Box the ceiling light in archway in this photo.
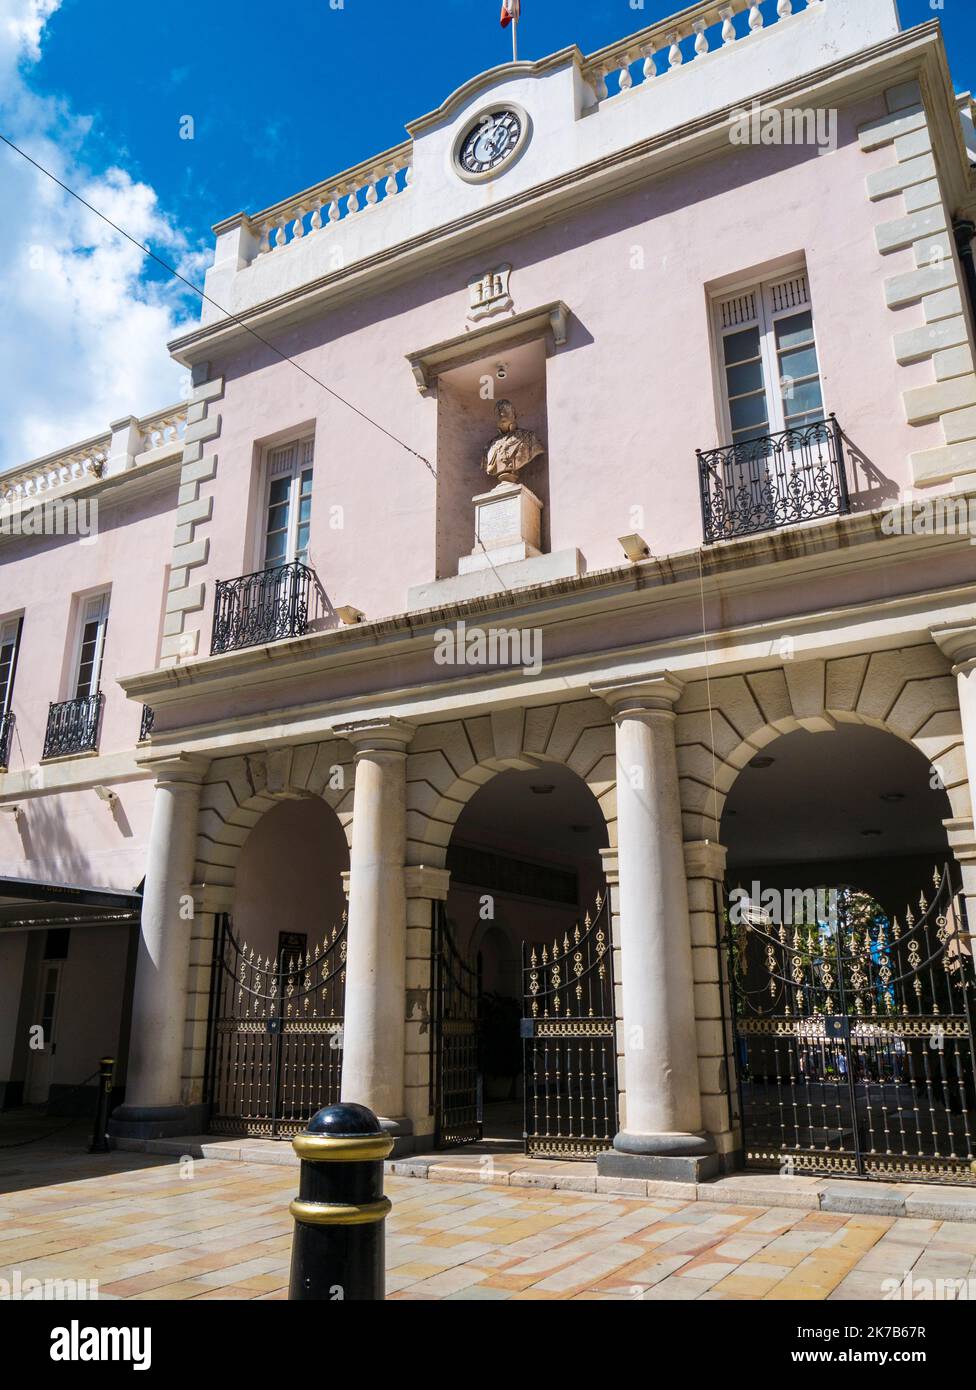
[880,792,906,803]
[861,828,883,837]
[569,824,591,833]
[748,756,775,769]
[530,784,555,794]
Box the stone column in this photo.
[109,754,208,1139]
[931,623,976,923]
[403,865,451,1144]
[684,839,738,1164]
[592,674,717,1181]
[335,717,414,1138]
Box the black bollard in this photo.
[288,1102,394,1301]
[88,1056,114,1154]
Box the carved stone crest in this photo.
[467,263,513,323]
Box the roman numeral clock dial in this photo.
[455,108,527,181]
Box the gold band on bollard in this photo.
[289,1196,392,1226]
[292,1132,394,1163]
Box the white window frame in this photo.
[0,615,22,716]
[70,591,110,700]
[713,270,826,446]
[258,437,315,571]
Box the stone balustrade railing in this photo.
[138,404,188,452]
[0,403,187,504]
[251,140,414,258]
[581,0,822,102]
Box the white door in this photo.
[25,960,63,1104]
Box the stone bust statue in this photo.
[483,399,544,485]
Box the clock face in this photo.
[457,109,524,178]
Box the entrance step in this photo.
[116,1132,976,1220]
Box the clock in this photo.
[455,107,528,181]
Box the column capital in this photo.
[683,839,728,881]
[598,846,619,886]
[944,816,976,863]
[140,751,210,787]
[931,620,976,673]
[590,672,685,717]
[404,865,451,900]
[334,716,415,756]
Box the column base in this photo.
[376,1115,415,1159]
[597,1130,719,1183]
[107,1103,207,1141]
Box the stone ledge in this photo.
[116,1134,976,1220]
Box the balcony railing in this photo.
[211,560,314,655]
[696,416,850,545]
[139,704,155,742]
[0,711,14,770]
[43,692,103,759]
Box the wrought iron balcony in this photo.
[697,416,851,545]
[211,560,314,655]
[0,711,14,770]
[43,692,103,759]
[139,704,155,742]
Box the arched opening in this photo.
[720,723,976,1183]
[207,796,350,1138]
[437,762,612,1150]
[722,722,951,917]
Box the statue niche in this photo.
[457,397,546,577]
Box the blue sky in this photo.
[22,0,976,248]
[0,0,973,467]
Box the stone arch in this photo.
[195,740,355,891]
[406,698,616,867]
[676,645,969,841]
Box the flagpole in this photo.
[512,14,518,63]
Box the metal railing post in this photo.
[88,1056,115,1153]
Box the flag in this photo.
[500,0,519,28]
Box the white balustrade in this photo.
[583,0,821,103]
[251,142,413,257]
[0,404,188,506]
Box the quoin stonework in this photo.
[4,0,976,1191]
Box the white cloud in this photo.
[0,0,200,470]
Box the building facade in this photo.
[3,0,976,1184]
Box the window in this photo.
[715,272,825,445]
[73,592,109,699]
[262,439,314,569]
[0,616,21,715]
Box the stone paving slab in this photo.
[121,1132,976,1225]
[3,1147,976,1301]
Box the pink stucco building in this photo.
[4,0,976,1187]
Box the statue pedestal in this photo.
[457,482,542,575]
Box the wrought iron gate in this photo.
[206,913,346,1138]
[431,903,483,1146]
[521,888,618,1159]
[727,867,976,1184]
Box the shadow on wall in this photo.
[0,792,135,890]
